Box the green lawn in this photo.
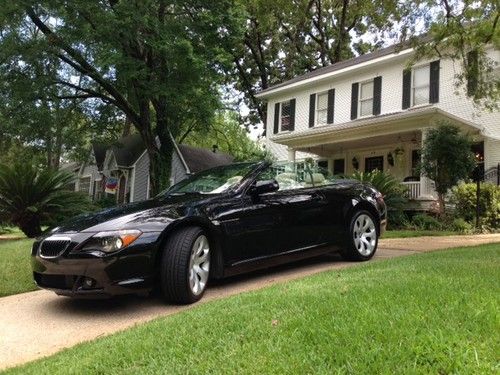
[5,244,499,374]
[0,239,36,297]
[383,229,457,238]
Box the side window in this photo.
[254,163,333,192]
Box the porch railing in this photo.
[401,181,421,200]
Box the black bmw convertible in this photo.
[32,161,386,304]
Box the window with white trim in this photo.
[359,80,374,117]
[280,100,291,131]
[412,65,430,106]
[79,177,91,194]
[316,92,328,126]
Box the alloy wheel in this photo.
[188,235,210,295]
[352,214,377,256]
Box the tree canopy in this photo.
[1,1,244,194]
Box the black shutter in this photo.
[402,69,411,109]
[351,82,359,120]
[373,76,382,115]
[289,98,296,131]
[429,60,440,103]
[327,89,335,124]
[309,93,316,128]
[273,102,280,134]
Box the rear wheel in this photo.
[160,227,210,304]
[341,210,378,261]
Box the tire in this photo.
[341,210,378,261]
[160,226,211,304]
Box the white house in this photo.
[256,42,500,201]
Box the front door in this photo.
[365,156,384,173]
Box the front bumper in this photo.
[31,231,162,298]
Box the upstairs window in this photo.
[359,80,374,117]
[316,92,328,125]
[412,65,430,106]
[273,99,295,134]
[280,100,291,131]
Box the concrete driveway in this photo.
[1,233,499,370]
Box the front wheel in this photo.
[341,210,378,261]
[160,227,211,304]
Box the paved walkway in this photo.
[1,234,499,370]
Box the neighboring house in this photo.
[72,134,233,204]
[256,42,500,201]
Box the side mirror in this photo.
[249,179,279,195]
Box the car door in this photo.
[210,194,285,267]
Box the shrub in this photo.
[94,195,117,209]
[450,182,500,229]
[347,169,408,212]
[451,218,474,234]
[0,163,94,238]
[411,213,442,230]
[387,210,412,230]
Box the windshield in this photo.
[161,162,258,195]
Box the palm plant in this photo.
[0,163,92,238]
[347,169,408,211]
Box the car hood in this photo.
[46,193,213,235]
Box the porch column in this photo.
[287,147,296,163]
[419,128,435,199]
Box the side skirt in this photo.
[222,243,342,278]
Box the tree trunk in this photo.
[17,216,42,238]
[437,192,446,216]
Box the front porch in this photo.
[292,130,436,200]
[274,108,485,202]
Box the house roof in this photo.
[178,144,234,173]
[270,107,484,148]
[110,134,146,167]
[91,142,108,170]
[256,38,429,98]
[59,161,80,173]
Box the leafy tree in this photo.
[1,1,243,194]
[403,0,499,109]
[0,163,93,237]
[232,0,405,128]
[180,111,268,161]
[420,122,476,215]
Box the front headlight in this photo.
[79,230,142,253]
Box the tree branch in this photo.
[25,7,141,125]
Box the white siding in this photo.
[264,48,500,164]
[170,152,189,185]
[485,138,500,170]
[132,151,149,201]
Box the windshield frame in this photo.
[157,162,262,197]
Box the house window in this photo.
[412,65,430,106]
[365,156,383,173]
[359,81,374,117]
[79,177,91,194]
[316,92,328,125]
[280,100,291,131]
